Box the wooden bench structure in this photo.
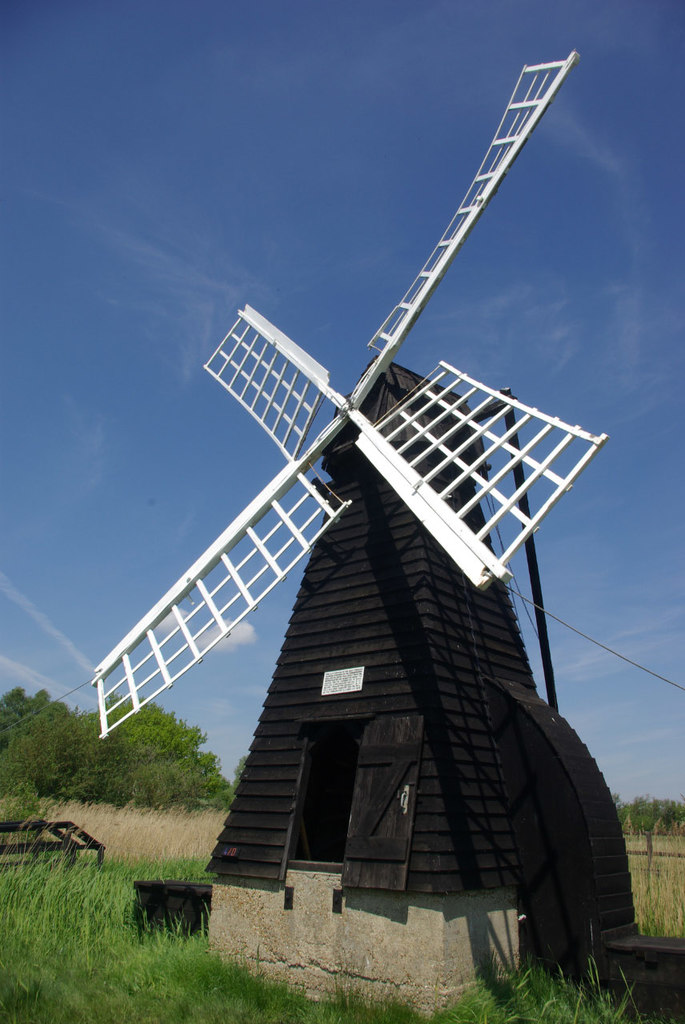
[0,819,105,867]
[134,880,212,934]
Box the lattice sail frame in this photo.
[351,52,580,408]
[94,466,349,736]
[353,362,608,590]
[204,305,345,459]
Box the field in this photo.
[625,834,685,938]
[37,799,226,861]
[36,801,685,939]
[0,801,682,1024]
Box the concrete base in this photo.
[209,867,519,1012]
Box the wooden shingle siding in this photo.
[209,366,529,886]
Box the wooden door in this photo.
[342,714,423,890]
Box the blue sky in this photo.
[2,0,683,800]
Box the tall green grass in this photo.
[0,857,669,1024]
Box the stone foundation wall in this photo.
[209,867,519,1012]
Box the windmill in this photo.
[92,52,635,1008]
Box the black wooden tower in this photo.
[208,365,635,976]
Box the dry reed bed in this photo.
[625,833,685,856]
[40,801,226,861]
[626,834,685,937]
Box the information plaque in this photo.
[322,666,365,696]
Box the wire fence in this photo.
[625,832,685,871]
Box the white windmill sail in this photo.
[204,305,347,459]
[350,52,580,408]
[92,52,585,735]
[351,363,608,590]
[93,459,349,737]
[204,53,580,464]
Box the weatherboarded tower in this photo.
[207,366,634,1009]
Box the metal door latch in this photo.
[399,784,410,815]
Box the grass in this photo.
[27,800,685,939]
[0,856,670,1024]
[626,835,685,937]
[0,801,681,1022]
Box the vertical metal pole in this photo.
[502,395,559,711]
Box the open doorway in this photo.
[296,723,360,863]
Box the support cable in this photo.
[507,585,685,695]
[0,678,93,737]
[1,584,681,748]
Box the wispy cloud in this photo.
[598,280,685,408]
[420,279,579,381]
[548,611,684,692]
[0,570,93,675]
[63,396,106,493]
[217,621,257,652]
[92,218,254,383]
[0,653,59,693]
[549,105,647,267]
[543,105,663,399]
[0,653,96,709]
[25,187,261,386]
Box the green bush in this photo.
[0,781,44,821]
[614,794,685,834]
[0,687,234,810]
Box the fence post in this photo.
[645,831,653,873]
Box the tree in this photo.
[0,689,233,809]
[100,705,233,807]
[0,688,52,752]
[613,793,685,833]
[0,701,100,802]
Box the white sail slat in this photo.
[352,361,607,590]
